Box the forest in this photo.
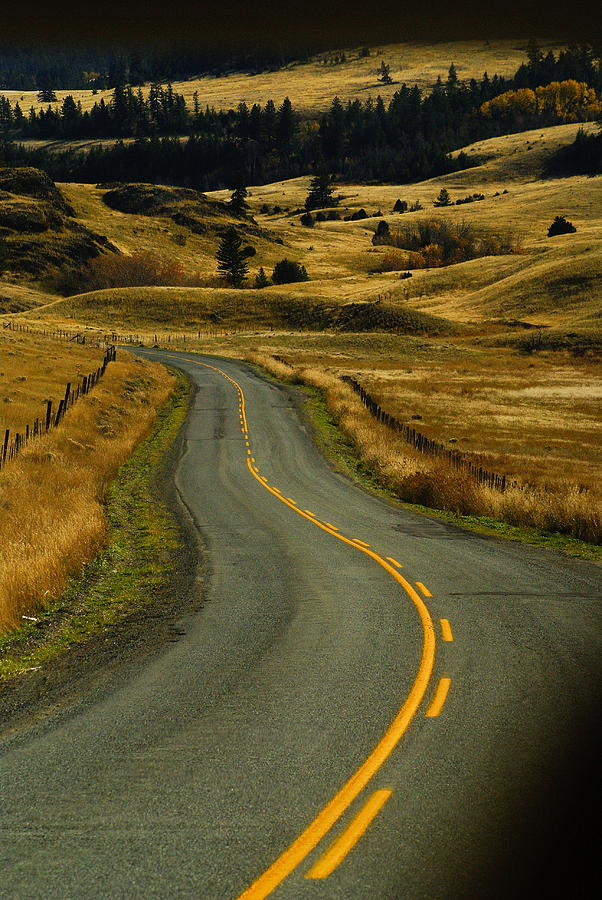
[0,44,600,189]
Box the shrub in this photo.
[376,249,408,272]
[271,258,309,284]
[373,218,519,268]
[327,210,341,220]
[409,200,423,211]
[315,211,326,222]
[300,211,315,227]
[350,208,368,220]
[547,215,577,237]
[455,193,485,205]
[56,249,205,294]
[393,199,408,213]
[372,219,391,245]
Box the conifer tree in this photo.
[229,185,249,214]
[377,61,393,85]
[254,267,269,288]
[216,227,252,287]
[305,172,337,210]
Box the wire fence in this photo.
[0,346,117,471]
[341,375,514,492]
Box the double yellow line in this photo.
[162,355,440,899]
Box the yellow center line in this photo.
[286,498,297,505]
[305,789,393,879]
[425,678,451,717]
[353,539,370,548]
[303,510,317,517]
[440,619,454,642]
[324,523,339,531]
[160,355,437,900]
[416,582,432,598]
[386,557,403,569]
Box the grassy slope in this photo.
[9,122,600,334]
[7,40,562,126]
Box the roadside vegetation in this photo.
[0,331,173,631]
[244,351,601,550]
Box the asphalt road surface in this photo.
[2,350,601,899]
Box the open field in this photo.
[0,330,173,631]
[1,120,600,549]
[2,40,563,120]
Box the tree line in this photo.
[0,44,599,190]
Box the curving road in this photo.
[1,350,601,899]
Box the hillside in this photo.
[0,40,564,118]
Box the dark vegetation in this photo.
[0,44,318,91]
[0,45,599,190]
[271,259,308,284]
[544,127,602,176]
[547,215,577,236]
[372,218,519,267]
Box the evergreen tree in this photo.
[37,88,57,103]
[378,61,393,85]
[393,199,408,213]
[229,185,249,214]
[254,267,270,288]
[272,258,308,284]
[434,188,453,206]
[216,227,252,286]
[305,172,337,210]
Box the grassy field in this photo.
[1,115,600,557]
[4,40,563,123]
[0,330,173,631]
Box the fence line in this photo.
[0,346,117,471]
[341,375,513,492]
[3,320,251,348]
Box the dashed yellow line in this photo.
[160,355,438,900]
[324,523,338,531]
[440,619,453,642]
[305,789,393,879]
[425,678,451,717]
[353,539,370,548]
[386,557,403,568]
[416,582,432,598]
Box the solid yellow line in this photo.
[416,582,432,598]
[304,510,316,517]
[324,523,338,531]
[286,498,296,505]
[305,789,393,879]
[353,539,370,548]
[386,557,403,569]
[161,355,436,900]
[440,619,453,642]
[272,487,282,494]
[425,678,451,717]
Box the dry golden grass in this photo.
[5,40,561,120]
[0,329,105,431]
[0,334,173,631]
[247,351,601,543]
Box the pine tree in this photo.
[393,199,408,213]
[37,88,57,103]
[377,61,393,85]
[216,226,252,286]
[305,172,337,210]
[254,267,269,288]
[434,188,452,206]
[229,185,249,214]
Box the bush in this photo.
[271,258,309,284]
[350,208,368,220]
[409,200,423,211]
[327,210,341,220]
[315,211,326,222]
[56,249,205,294]
[393,199,408,213]
[455,193,485,205]
[547,215,577,237]
[373,218,519,267]
[372,219,391,244]
[300,212,315,227]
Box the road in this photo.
[1,350,601,899]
